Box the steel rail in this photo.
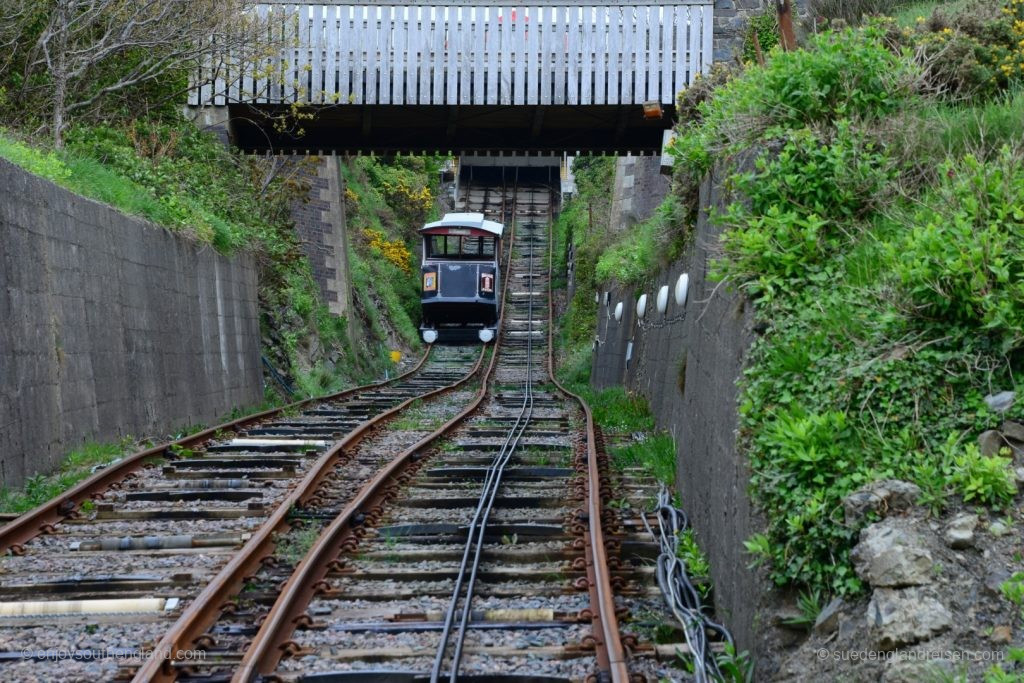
[230,183,518,682]
[133,346,483,683]
[430,181,530,682]
[0,348,434,556]
[545,190,629,681]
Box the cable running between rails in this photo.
[430,183,541,683]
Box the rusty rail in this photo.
[229,185,518,682]
[545,196,629,681]
[0,349,433,556]
[133,344,483,682]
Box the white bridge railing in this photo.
[192,1,714,108]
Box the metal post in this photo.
[776,0,797,51]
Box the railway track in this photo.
[1,179,709,683]
[0,347,484,681]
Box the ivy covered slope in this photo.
[666,2,1024,598]
[341,155,439,362]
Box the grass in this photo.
[576,386,656,434]
[0,439,133,513]
[611,433,676,486]
[595,194,687,287]
[275,523,322,565]
[0,135,180,234]
[890,0,970,26]
[913,87,1024,161]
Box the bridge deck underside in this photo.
[226,103,674,155]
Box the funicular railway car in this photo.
[419,212,504,343]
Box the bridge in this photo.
[191,1,715,154]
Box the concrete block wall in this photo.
[0,158,263,488]
[290,156,352,318]
[609,156,670,236]
[588,160,785,668]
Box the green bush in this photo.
[670,28,913,177]
[876,1,1024,101]
[951,442,1017,506]
[595,195,687,286]
[895,148,1024,351]
[716,124,893,300]
[743,11,779,63]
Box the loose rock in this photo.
[813,597,844,636]
[1001,420,1024,443]
[883,658,954,683]
[868,587,952,648]
[852,521,934,587]
[984,391,1016,413]
[943,513,978,549]
[843,479,921,526]
[984,568,1012,597]
[991,625,1013,644]
[989,521,1009,537]
[978,430,1008,457]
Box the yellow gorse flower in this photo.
[362,228,413,274]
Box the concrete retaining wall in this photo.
[589,160,783,667]
[0,158,263,488]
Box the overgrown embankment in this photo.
[559,1,1024,678]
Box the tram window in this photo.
[428,235,460,257]
[426,234,496,259]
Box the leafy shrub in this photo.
[670,28,913,177]
[716,124,893,299]
[749,405,866,592]
[951,442,1017,506]
[677,528,712,598]
[363,227,413,274]
[358,156,439,231]
[743,11,780,63]
[876,1,1024,101]
[895,148,1024,351]
[595,194,687,286]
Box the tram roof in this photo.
[421,212,504,237]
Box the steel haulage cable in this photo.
[429,201,538,683]
[643,485,735,683]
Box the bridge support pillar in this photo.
[184,105,231,145]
